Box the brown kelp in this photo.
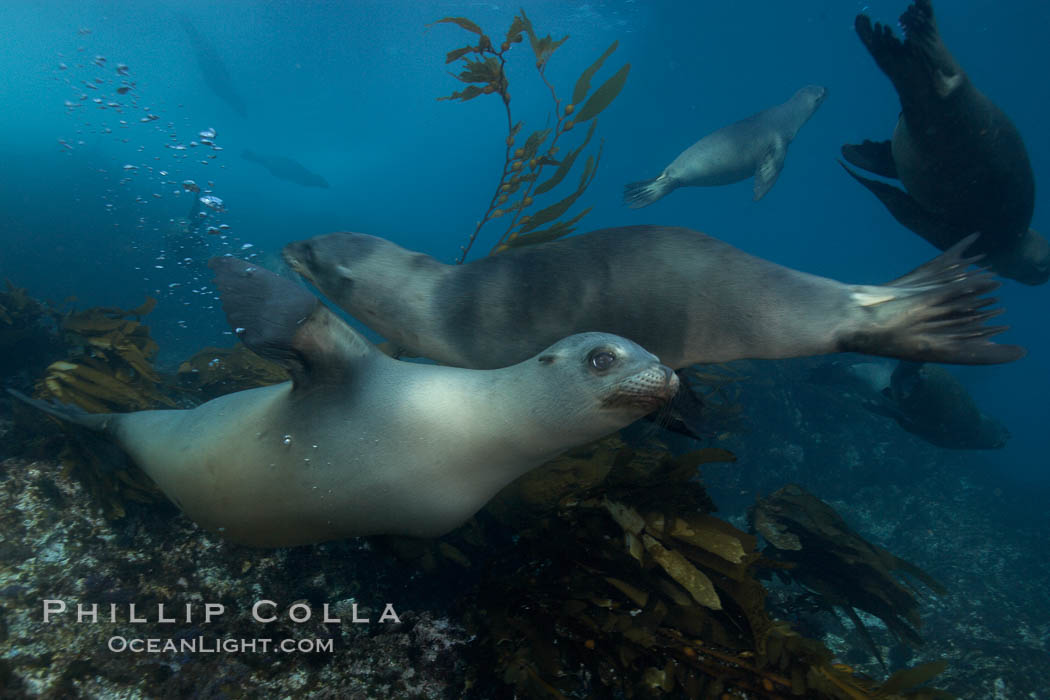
[384,436,950,698]
[751,485,947,670]
[177,344,289,402]
[0,280,61,379]
[14,298,173,516]
[433,10,629,260]
[37,297,173,413]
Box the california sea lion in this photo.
[624,85,827,207]
[284,225,1023,370]
[10,258,677,547]
[242,149,330,189]
[842,0,1048,285]
[810,359,1008,449]
[879,361,1009,449]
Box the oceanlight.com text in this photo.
[108,636,335,654]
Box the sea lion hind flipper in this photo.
[839,161,963,250]
[6,388,135,472]
[840,235,1026,365]
[753,139,787,201]
[623,174,673,209]
[6,389,111,432]
[840,140,897,179]
[208,257,374,385]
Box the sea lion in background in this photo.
[841,0,1048,285]
[873,362,1009,449]
[10,259,677,547]
[179,16,248,119]
[242,149,330,189]
[624,85,827,207]
[284,225,1024,372]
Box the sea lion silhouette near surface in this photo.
[284,225,1023,371]
[841,0,1048,285]
[624,85,827,207]
[10,259,677,547]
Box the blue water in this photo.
[1,0,1046,485]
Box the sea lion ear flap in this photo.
[208,256,319,371]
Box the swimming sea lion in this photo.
[869,361,1010,450]
[624,85,826,207]
[10,258,677,547]
[841,0,1048,285]
[283,225,1024,370]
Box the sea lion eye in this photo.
[588,350,617,371]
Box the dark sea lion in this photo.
[872,361,1009,449]
[842,0,1048,285]
[10,259,677,547]
[242,149,330,189]
[283,225,1024,370]
[624,85,827,207]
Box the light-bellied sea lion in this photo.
[284,225,1024,371]
[11,259,677,547]
[841,0,1048,285]
[624,85,826,207]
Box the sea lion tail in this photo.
[840,234,1026,365]
[6,389,113,432]
[624,174,673,209]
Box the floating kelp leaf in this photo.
[534,120,596,196]
[572,41,618,105]
[509,121,524,144]
[431,16,484,35]
[521,128,552,161]
[574,63,630,122]
[642,534,722,610]
[603,497,645,535]
[876,660,949,695]
[891,556,948,596]
[128,297,157,316]
[519,9,567,68]
[438,85,485,102]
[605,576,649,608]
[446,46,475,64]
[505,16,526,44]
[500,208,590,251]
[517,146,601,234]
[452,57,502,84]
[669,515,749,564]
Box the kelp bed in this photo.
[1,286,956,698]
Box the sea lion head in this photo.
[992,228,1050,286]
[527,332,679,439]
[795,84,828,112]
[283,232,438,324]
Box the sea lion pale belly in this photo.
[624,85,826,207]
[841,0,1048,285]
[284,225,1023,370]
[12,259,677,547]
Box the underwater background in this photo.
[2,0,1047,487]
[1,0,1048,697]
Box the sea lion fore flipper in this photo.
[753,138,787,201]
[838,161,964,250]
[841,140,897,179]
[839,234,1025,365]
[208,257,375,386]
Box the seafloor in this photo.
[1,357,1047,699]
